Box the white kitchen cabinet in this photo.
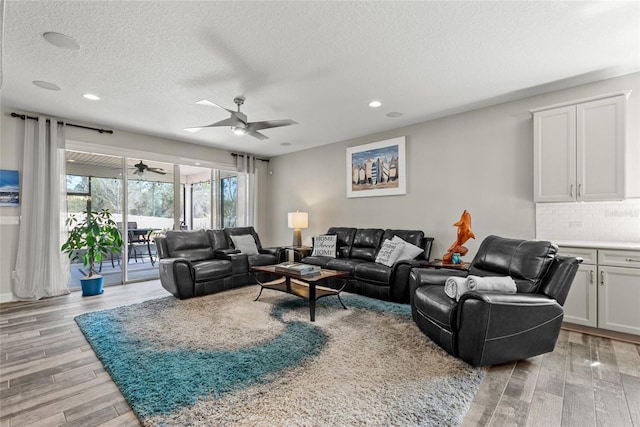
[533,94,626,202]
[560,246,640,336]
[560,248,597,327]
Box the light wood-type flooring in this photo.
[1,280,639,426]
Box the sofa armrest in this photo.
[259,246,285,257]
[159,258,196,299]
[214,249,241,257]
[455,292,563,366]
[408,267,468,306]
[387,260,429,303]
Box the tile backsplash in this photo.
[536,199,640,242]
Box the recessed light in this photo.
[83,93,100,101]
[43,32,80,50]
[368,100,382,108]
[194,162,200,166]
[183,128,201,133]
[33,80,61,91]
[280,142,292,146]
[386,112,403,118]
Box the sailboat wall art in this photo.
[346,136,406,198]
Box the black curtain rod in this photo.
[231,152,269,162]
[10,112,114,134]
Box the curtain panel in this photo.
[12,116,70,300]
[236,154,256,227]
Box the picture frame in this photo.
[0,169,19,207]
[346,136,406,198]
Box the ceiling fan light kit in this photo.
[188,97,297,140]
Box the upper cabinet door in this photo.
[533,105,577,202]
[577,95,626,201]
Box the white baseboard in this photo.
[0,292,17,304]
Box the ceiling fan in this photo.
[131,160,166,176]
[185,97,298,140]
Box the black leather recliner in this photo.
[409,235,582,366]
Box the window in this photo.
[66,175,90,213]
[221,175,237,227]
[192,181,211,230]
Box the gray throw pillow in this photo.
[392,235,424,261]
[230,234,259,255]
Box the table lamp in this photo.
[288,211,308,247]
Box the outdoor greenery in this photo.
[221,176,237,227]
[66,174,237,227]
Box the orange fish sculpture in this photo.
[443,210,475,264]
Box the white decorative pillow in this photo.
[392,235,423,261]
[375,239,406,267]
[311,234,337,257]
[230,234,259,255]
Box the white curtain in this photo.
[13,116,70,300]
[236,154,256,227]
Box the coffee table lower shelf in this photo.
[251,266,349,322]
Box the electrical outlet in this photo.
[568,221,583,229]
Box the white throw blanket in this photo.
[445,275,517,301]
[444,277,469,301]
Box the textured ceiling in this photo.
[1,1,639,158]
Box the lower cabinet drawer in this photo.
[558,247,597,264]
[598,249,640,268]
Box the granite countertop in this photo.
[553,240,640,251]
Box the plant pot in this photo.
[80,275,104,296]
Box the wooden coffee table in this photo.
[251,265,349,322]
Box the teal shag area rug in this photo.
[75,286,485,426]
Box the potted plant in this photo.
[61,208,123,296]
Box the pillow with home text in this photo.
[375,239,405,267]
[311,234,337,257]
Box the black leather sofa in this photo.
[155,227,282,299]
[301,227,434,303]
[409,235,582,366]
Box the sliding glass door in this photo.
[126,159,174,282]
[64,149,242,288]
[180,165,213,230]
[66,151,124,289]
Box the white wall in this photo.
[0,111,270,302]
[264,73,640,260]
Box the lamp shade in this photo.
[288,211,308,229]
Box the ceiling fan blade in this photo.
[183,127,202,133]
[148,168,167,175]
[246,119,298,132]
[202,117,245,128]
[247,130,269,140]
[195,99,234,114]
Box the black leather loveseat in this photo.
[301,227,434,303]
[155,227,282,299]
